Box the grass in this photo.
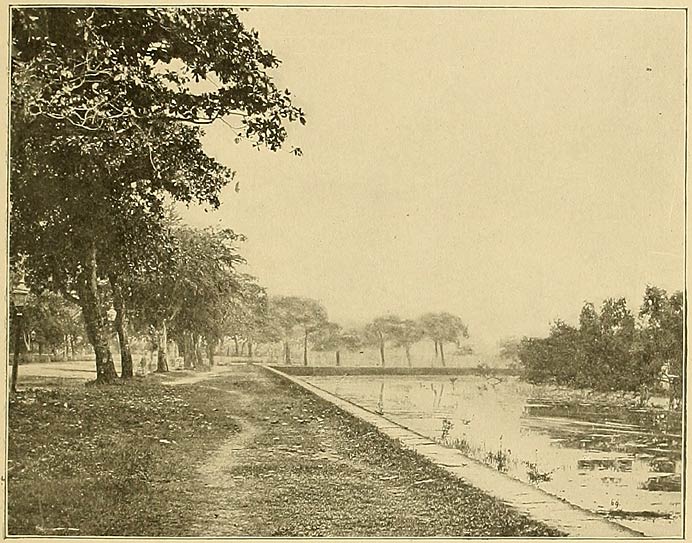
[8,367,563,537]
[8,374,239,536]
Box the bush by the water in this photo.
[516,286,682,397]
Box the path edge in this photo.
[260,364,646,539]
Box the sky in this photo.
[180,7,686,350]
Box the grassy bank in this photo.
[8,367,561,537]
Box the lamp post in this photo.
[11,276,30,393]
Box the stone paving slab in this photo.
[263,365,645,538]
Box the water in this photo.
[304,374,683,537]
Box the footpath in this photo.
[9,363,563,536]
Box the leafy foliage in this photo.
[11,291,83,355]
[266,296,328,364]
[517,286,683,399]
[363,315,404,346]
[12,8,305,147]
[312,322,363,364]
[130,225,247,361]
[420,312,469,345]
[11,7,304,381]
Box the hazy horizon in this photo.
[180,7,685,350]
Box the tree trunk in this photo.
[78,241,118,383]
[207,339,216,367]
[183,333,194,369]
[303,329,309,366]
[284,340,291,364]
[156,320,169,372]
[335,350,341,366]
[434,341,439,359]
[440,342,446,367]
[109,274,133,379]
[11,312,22,393]
[379,334,385,367]
[377,381,385,413]
[248,339,253,359]
[193,334,203,367]
[234,336,240,356]
[405,345,412,367]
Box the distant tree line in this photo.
[275,306,470,367]
[511,286,683,405]
[10,206,473,373]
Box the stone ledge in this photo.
[262,364,645,539]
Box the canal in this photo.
[303,374,683,537]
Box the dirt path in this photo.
[179,366,562,537]
[159,365,241,386]
[189,417,260,535]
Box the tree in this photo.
[11,8,304,383]
[293,298,328,365]
[517,320,580,385]
[498,337,521,365]
[419,312,469,366]
[313,322,362,366]
[640,286,684,406]
[219,273,268,359]
[12,290,83,358]
[364,315,403,367]
[268,296,300,365]
[390,319,424,367]
[312,322,343,365]
[267,296,327,365]
[132,225,245,371]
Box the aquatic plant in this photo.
[443,436,473,455]
[440,418,453,441]
[486,448,511,472]
[524,461,553,484]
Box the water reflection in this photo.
[306,375,683,537]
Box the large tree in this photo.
[391,319,424,367]
[364,315,403,367]
[131,225,245,370]
[312,322,362,366]
[11,8,304,382]
[268,296,327,365]
[419,312,469,366]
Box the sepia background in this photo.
[3,2,688,541]
[181,7,685,353]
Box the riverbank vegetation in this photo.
[512,287,683,405]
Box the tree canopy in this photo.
[517,287,683,403]
[419,312,469,365]
[11,7,304,382]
